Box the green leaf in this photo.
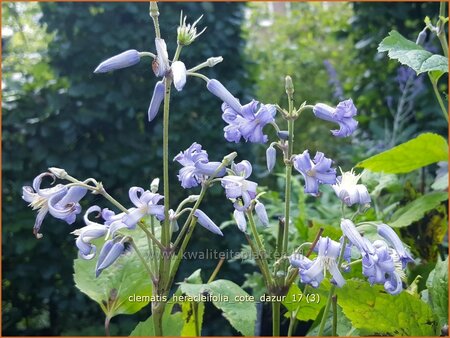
[426,257,449,327]
[178,269,205,336]
[179,279,257,336]
[282,283,325,322]
[336,280,438,335]
[73,227,152,319]
[130,301,183,336]
[389,191,448,228]
[356,133,448,173]
[378,30,448,74]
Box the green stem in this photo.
[438,2,448,57]
[162,77,172,247]
[276,217,284,258]
[317,239,348,336]
[138,221,165,252]
[207,257,225,283]
[149,2,161,38]
[245,234,273,289]
[332,295,338,336]
[173,45,183,62]
[187,71,210,82]
[130,238,156,283]
[429,74,448,121]
[152,301,164,336]
[272,301,281,336]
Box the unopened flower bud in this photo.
[285,75,294,96]
[48,167,68,179]
[416,28,427,46]
[223,152,238,165]
[94,50,141,73]
[233,209,247,232]
[148,81,165,122]
[206,56,223,67]
[187,195,200,203]
[277,131,289,140]
[172,61,187,91]
[150,178,160,193]
[255,202,269,227]
[266,146,276,173]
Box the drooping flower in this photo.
[293,150,336,196]
[22,173,87,238]
[94,49,141,73]
[266,145,276,173]
[174,142,226,189]
[206,79,242,114]
[221,161,258,210]
[95,239,126,278]
[73,206,109,260]
[332,169,371,206]
[121,187,165,228]
[340,219,411,295]
[313,99,358,137]
[377,223,414,268]
[290,237,346,288]
[194,209,223,236]
[221,100,276,143]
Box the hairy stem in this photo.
[272,301,281,336]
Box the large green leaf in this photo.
[378,30,448,74]
[356,133,448,173]
[389,191,448,228]
[179,279,257,336]
[336,280,437,336]
[179,269,205,336]
[283,283,326,322]
[73,227,152,319]
[426,257,449,327]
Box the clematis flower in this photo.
[121,187,165,228]
[172,61,187,91]
[94,49,141,73]
[221,100,276,143]
[340,219,411,295]
[221,161,257,210]
[22,173,87,238]
[177,12,207,46]
[73,206,109,260]
[255,201,269,227]
[194,209,223,236]
[148,81,165,122]
[174,142,226,189]
[290,237,346,288]
[377,223,414,268]
[293,150,336,196]
[206,79,242,114]
[95,239,126,278]
[313,99,358,137]
[332,169,371,206]
[153,38,170,77]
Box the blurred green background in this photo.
[2,2,446,336]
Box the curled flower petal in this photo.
[313,99,358,137]
[293,150,336,196]
[232,160,252,178]
[377,223,413,268]
[94,49,141,73]
[172,61,187,91]
[48,186,87,224]
[384,271,403,295]
[194,209,223,236]
[207,79,242,114]
[340,219,373,254]
[233,209,247,232]
[148,80,165,122]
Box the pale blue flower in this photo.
[377,223,414,268]
[206,79,242,114]
[148,80,165,122]
[174,143,226,189]
[313,99,358,137]
[121,187,164,228]
[222,161,258,211]
[332,169,371,206]
[172,61,187,91]
[233,209,247,232]
[266,146,276,173]
[94,50,141,73]
[293,150,336,196]
[255,201,269,227]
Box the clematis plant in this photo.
[21,3,420,337]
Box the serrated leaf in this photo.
[336,280,437,336]
[389,191,448,228]
[179,279,257,336]
[73,227,152,319]
[356,133,448,173]
[378,30,448,74]
[427,257,448,327]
